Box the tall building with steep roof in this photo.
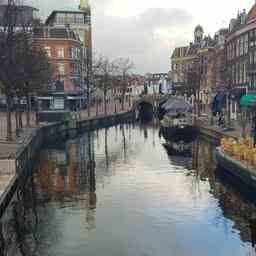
[45,0,92,93]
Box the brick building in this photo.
[224,4,256,118]
[171,45,198,92]
[171,25,216,99]
[45,1,92,93]
[33,26,83,92]
[33,26,85,112]
[225,9,249,91]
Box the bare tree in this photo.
[114,58,134,111]
[0,0,51,141]
[0,0,21,140]
[15,33,52,126]
[93,56,116,115]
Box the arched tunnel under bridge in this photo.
[135,100,154,122]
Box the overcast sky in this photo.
[27,0,254,74]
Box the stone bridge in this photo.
[134,94,172,120]
[134,94,170,109]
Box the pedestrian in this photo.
[252,114,256,146]
[218,112,221,127]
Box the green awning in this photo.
[240,93,256,108]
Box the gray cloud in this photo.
[93,7,195,73]
[25,0,195,73]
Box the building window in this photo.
[53,98,64,110]
[244,62,247,83]
[250,52,254,64]
[75,13,84,24]
[236,63,239,84]
[57,13,65,24]
[227,45,229,61]
[75,48,78,59]
[232,65,235,83]
[240,63,243,83]
[237,39,241,57]
[66,13,75,24]
[69,47,78,59]
[240,36,244,56]
[245,33,249,54]
[69,48,72,59]
[44,46,51,58]
[57,47,65,58]
[58,63,65,75]
[250,30,254,38]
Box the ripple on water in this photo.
[2,124,256,256]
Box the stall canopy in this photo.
[240,93,256,108]
[160,97,175,109]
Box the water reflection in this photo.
[193,136,256,254]
[2,123,256,255]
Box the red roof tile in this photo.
[247,4,256,23]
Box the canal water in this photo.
[1,122,256,255]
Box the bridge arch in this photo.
[135,99,154,122]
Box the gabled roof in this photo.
[247,4,256,24]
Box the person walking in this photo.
[218,111,222,127]
[252,114,256,146]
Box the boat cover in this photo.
[163,99,192,114]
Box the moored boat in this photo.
[160,98,198,142]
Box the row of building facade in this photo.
[170,2,256,118]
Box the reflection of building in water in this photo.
[193,136,256,250]
[210,178,256,248]
[0,176,61,256]
[192,137,215,179]
[35,132,97,226]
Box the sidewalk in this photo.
[196,114,251,140]
[0,128,37,159]
[0,101,132,157]
[0,111,37,141]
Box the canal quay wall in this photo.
[0,110,135,217]
[196,123,256,193]
[197,125,237,143]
